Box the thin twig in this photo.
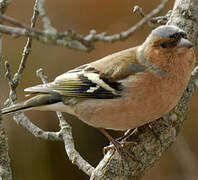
[4,0,40,95]
[4,61,12,85]
[0,0,170,52]
[84,0,170,43]
[13,112,62,141]
[57,111,94,176]
[4,0,40,107]
[37,0,56,34]
[133,5,156,28]
[36,68,48,84]
[37,68,94,176]
[3,0,38,107]
[0,13,41,35]
[0,23,89,51]
[17,0,39,75]
[4,61,17,104]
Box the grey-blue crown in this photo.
[150,25,186,39]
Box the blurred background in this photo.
[1,0,198,179]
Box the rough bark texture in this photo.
[0,113,12,180]
[90,0,198,179]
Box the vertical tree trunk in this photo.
[0,113,12,180]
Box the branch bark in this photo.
[0,114,12,180]
[90,0,198,179]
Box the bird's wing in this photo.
[25,68,122,99]
[25,47,146,99]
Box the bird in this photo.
[1,25,195,151]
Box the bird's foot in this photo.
[99,128,140,163]
[103,139,140,163]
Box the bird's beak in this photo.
[177,38,193,48]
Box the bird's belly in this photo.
[74,95,178,131]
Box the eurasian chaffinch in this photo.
[2,25,195,133]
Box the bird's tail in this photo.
[1,93,62,115]
[1,103,31,115]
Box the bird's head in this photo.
[146,25,193,49]
[138,25,194,72]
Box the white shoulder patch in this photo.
[83,72,118,95]
[86,85,100,93]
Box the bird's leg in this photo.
[99,128,122,154]
[98,128,140,162]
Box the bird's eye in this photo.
[180,32,187,39]
[160,42,168,48]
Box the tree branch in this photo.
[13,112,62,141]
[17,0,39,75]
[0,115,12,180]
[3,0,39,106]
[37,0,56,33]
[0,0,169,52]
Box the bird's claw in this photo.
[103,140,140,163]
